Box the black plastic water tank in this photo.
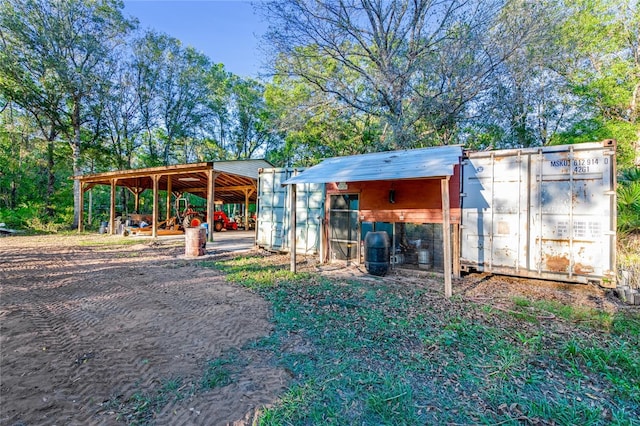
[364,231,390,276]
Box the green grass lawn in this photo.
[207,256,640,426]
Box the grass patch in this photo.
[511,296,621,329]
[200,355,234,389]
[106,377,187,425]
[199,257,310,290]
[562,338,640,402]
[104,352,240,424]
[201,256,640,424]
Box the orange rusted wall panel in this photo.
[358,208,461,224]
[326,169,461,224]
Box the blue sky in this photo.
[123,1,269,78]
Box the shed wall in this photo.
[325,168,461,224]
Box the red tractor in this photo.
[212,211,238,232]
[178,199,237,232]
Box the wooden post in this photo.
[441,177,452,298]
[88,188,93,227]
[125,185,144,213]
[133,178,141,212]
[78,182,85,232]
[152,175,159,239]
[290,184,297,273]
[206,170,217,243]
[244,189,251,230]
[453,223,461,278]
[109,178,117,235]
[166,175,172,222]
[134,188,140,213]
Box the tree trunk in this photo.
[71,98,82,229]
[46,139,55,217]
[632,82,640,166]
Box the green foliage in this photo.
[618,167,640,234]
[264,71,383,167]
[1,0,638,228]
[105,376,188,425]
[618,246,640,292]
[200,356,234,389]
[552,0,639,168]
[0,202,72,232]
[204,257,310,289]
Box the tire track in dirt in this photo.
[155,364,291,426]
[1,235,288,425]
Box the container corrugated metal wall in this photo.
[257,168,325,254]
[460,141,616,286]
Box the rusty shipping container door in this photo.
[460,140,616,285]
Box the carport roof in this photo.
[283,145,463,184]
[74,159,272,204]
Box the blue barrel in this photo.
[364,231,390,276]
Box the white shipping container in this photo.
[257,168,325,255]
[460,140,617,286]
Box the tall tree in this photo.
[555,0,639,167]
[227,77,278,159]
[102,57,143,170]
[465,0,576,149]
[201,63,233,159]
[132,31,210,166]
[0,0,135,227]
[265,67,382,166]
[260,0,536,147]
[0,9,65,216]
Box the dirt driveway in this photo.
[0,234,289,425]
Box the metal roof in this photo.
[283,145,463,185]
[213,159,273,180]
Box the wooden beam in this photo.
[290,184,297,273]
[127,181,144,213]
[125,186,145,195]
[166,176,172,222]
[109,178,117,235]
[180,184,255,193]
[244,189,250,230]
[125,186,145,212]
[73,162,213,181]
[152,175,159,239]
[206,171,219,243]
[88,188,93,226]
[441,177,452,298]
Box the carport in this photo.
[74,160,272,242]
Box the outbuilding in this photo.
[259,140,617,297]
[281,145,464,297]
[74,159,272,242]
